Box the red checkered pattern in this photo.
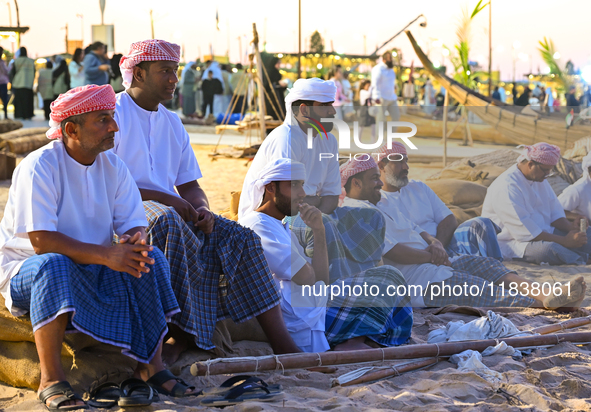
[47,84,116,140]
[120,39,181,89]
[517,142,561,165]
[371,142,407,163]
[339,155,378,188]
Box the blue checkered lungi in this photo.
[446,217,503,261]
[424,255,535,307]
[143,201,280,350]
[10,249,179,364]
[325,266,413,347]
[291,206,386,283]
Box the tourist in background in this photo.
[110,54,124,92]
[68,48,85,88]
[357,79,375,141]
[52,57,70,98]
[515,87,531,106]
[341,70,355,120]
[371,51,400,132]
[0,47,9,119]
[9,47,35,119]
[402,78,416,106]
[201,70,223,117]
[492,86,501,101]
[83,42,110,86]
[566,86,581,113]
[329,65,349,121]
[180,62,197,117]
[230,63,248,114]
[36,61,53,120]
[423,78,436,114]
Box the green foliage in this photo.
[537,37,570,91]
[310,31,324,54]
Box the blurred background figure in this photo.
[201,70,223,117]
[36,60,53,120]
[110,54,124,93]
[83,41,110,86]
[230,63,248,114]
[180,61,197,117]
[0,47,9,119]
[69,48,85,89]
[357,79,375,141]
[52,56,70,98]
[9,47,35,119]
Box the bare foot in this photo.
[543,277,587,310]
[332,336,373,351]
[162,336,189,366]
[38,381,86,409]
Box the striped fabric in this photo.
[446,217,503,261]
[325,266,413,347]
[291,206,386,283]
[292,206,412,347]
[143,201,280,350]
[10,250,179,364]
[424,255,536,308]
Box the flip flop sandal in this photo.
[200,380,284,407]
[87,382,122,409]
[38,381,88,411]
[146,369,201,398]
[118,378,156,407]
[202,375,282,396]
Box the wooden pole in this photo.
[252,23,266,139]
[190,331,591,376]
[531,316,591,335]
[297,0,301,79]
[488,0,492,96]
[150,10,155,39]
[442,90,449,166]
[340,358,438,387]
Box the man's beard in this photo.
[307,108,334,132]
[384,173,408,188]
[275,189,298,217]
[385,60,394,68]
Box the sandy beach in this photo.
[0,144,590,411]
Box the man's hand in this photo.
[299,203,324,231]
[119,231,150,257]
[99,64,111,71]
[425,240,450,266]
[105,243,155,278]
[562,230,588,249]
[195,206,215,235]
[573,215,589,232]
[167,196,200,223]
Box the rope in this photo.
[380,348,385,363]
[274,355,285,375]
[390,365,401,376]
[434,343,440,361]
[316,353,322,367]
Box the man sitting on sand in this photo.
[482,143,591,265]
[558,151,591,224]
[340,156,586,310]
[374,142,503,260]
[240,158,414,351]
[0,85,197,410]
[113,39,301,364]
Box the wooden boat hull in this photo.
[399,112,514,144]
[406,31,591,151]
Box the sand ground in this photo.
[0,145,590,411]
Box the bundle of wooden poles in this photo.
[190,316,591,386]
[0,127,50,154]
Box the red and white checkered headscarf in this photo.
[120,39,181,89]
[339,155,379,204]
[371,142,407,162]
[47,84,116,140]
[517,142,561,166]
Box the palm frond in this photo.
[537,37,570,90]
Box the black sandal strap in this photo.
[224,382,271,401]
[39,381,85,410]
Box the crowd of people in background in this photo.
[0,43,590,123]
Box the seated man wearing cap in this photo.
[375,142,503,260]
[340,156,585,310]
[0,85,196,410]
[240,159,413,351]
[483,142,591,265]
[558,151,591,225]
[113,39,300,365]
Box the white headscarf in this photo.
[583,151,591,178]
[243,158,307,217]
[284,78,336,124]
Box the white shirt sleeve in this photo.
[113,161,149,236]
[496,184,544,241]
[423,183,453,223]
[175,127,202,186]
[13,159,59,235]
[558,185,580,212]
[319,137,342,197]
[251,221,306,281]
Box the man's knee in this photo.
[149,204,184,229]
